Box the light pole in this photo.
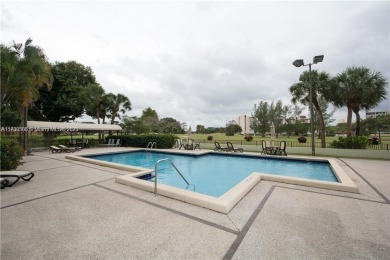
[292,55,324,156]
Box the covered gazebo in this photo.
[25,121,122,152]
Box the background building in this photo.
[236,115,254,135]
[366,110,390,119]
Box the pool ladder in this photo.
[146,142,157,152]
[154,158,195,196]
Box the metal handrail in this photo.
[154,158,195,195]
[146,142,157,152]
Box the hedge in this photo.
[329,136,368,149]
[1,138,24,170]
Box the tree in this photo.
[333,66,388,135]
[0,109,22,127]
[99,93,114,124]
[269,100,289,137]
[158,117,182,134]
[196,125,206,134]
[140,107,159,133]
[121,116,147,134]
[360,115,390,138]
[107,93,132,124]
[313,98,336,135]
[251,101,270,137]
[1,38,53,153]
[1,45,20,116]
[0,38,53,119]
[225,124,242,136]
[84,83,106,124]
[290,70,334,148]
[32,61,97,121]
[205,127,219,134]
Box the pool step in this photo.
[137,173,155,180]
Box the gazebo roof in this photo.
[27,121,122,131]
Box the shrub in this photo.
[207,135,213,141]
[244,135,253,142]
[368,137,380,145]
[297,136,307,143]
[327,130,335,137]
[330,136,368,149]
[0,138,24,170]
[108,134,176,149]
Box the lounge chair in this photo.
[59,145,82,151]
[226,142,244,153]
[99,139,113,147]
[1,178,9,189]
[276,141,287,156]
[82,139,89,148]
[50,145,76,153]
[0,171,35,187]
[214,142,227,152]
[69,139,77,147]
[112,139,121,147]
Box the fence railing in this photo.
[193,139,390,151]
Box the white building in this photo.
[236,115,254,135]
[366,110,390,119]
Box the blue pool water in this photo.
[86,151,339,197]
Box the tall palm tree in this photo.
[1,38,53,154]
[1,45,19,114]
[11,39,53,110]
[107,93,132,124]
[334,67,388,135]
[1,38,53,116]
[290,70,334,148]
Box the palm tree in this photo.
[12,39,53,110]
[1,38,53,116]
[334,67,388,135]
[1,38,53,154]
[107,93,132,124]
[84,83,106,124]
[1,45,19,114]
[290,70,334,148]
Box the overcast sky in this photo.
[2,1,389,128]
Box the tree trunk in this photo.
[346,105,353,136]
[355,112,361,136]
[313,98,326,148]
[350,101,361,136]
[96,109,101,141]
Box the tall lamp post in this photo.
[292,55,324,156]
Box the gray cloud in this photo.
[1,1,389,128]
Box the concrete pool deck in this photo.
[1,147,389,259]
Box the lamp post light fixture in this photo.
[292,55,324,156]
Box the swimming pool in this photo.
[86,151,338,197]
[66,149,359,214]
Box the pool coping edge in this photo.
[65,150,359,214]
